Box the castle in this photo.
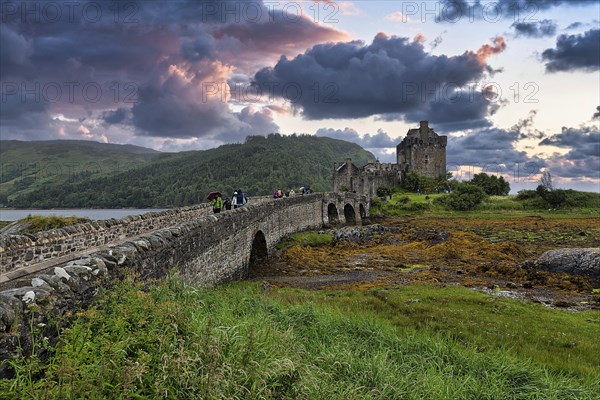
[333,121,447,196]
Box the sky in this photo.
[1,0,599,191]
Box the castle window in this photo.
[424,155,429,164]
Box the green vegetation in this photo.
[400,171,450,193]
[1,135,373,208]
[2,278,598,399]
[435,183,487,211]
[277,231,333,250]
[471,173,510,196]
[517,188,600,210]
[371,171,599,218]
[17,215,89,234]
[0,140,159,205]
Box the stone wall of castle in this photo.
[332,121,447,196]
[397,121,447,179]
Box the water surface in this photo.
[0,209,168,222]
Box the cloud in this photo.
[445,127,546,182]
[511,20,557,38]
[594,106,600,120]
[0,24,34,76]
[436,0,597,23]
[101,108,130,125]
[253,34,506,120]
[211,8,349,70]
[539,126,600,157]
[566,22,584,30]
[0,0,343,147]
[542,28,600,72]
[401,87,501,132]
[130,61,278,142]
[315,127,397,148]
[537,124,600,179]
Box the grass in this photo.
[372,192,600,220]
[276,230,333,250]
[2,277,598,399]
[18,215,89,234]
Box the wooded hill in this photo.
[0,135,374,208]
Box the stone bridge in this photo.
[0,192,368,370]
[0,192,369,286]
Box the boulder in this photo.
[536,248,600,277]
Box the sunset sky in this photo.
[1,0,599,191]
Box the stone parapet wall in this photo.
[0,204,213,274]
[0,196,274,274]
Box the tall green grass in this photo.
[2,278,598,399]
[372,193,600,219]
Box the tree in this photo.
[535,171,566,208]
[471,173,510,196]
[376,186,393,198]
[401,171,421,192]
[401,172,449,193]
[442,183,487,211]
[540,170,553,191]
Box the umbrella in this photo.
[206,191,221,201]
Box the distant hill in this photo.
[1,134,374,208]
[0,140,161,206]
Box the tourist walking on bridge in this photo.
[211,193,223,214]
[233,189,247,208]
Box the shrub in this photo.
[516,190,538,201]
[396,196,410,204]
[376,186,393,198]
[399,202,430,212]
[441,183,487,211]
[544,189,567,208]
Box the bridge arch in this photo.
[248,230,268,275]
[344,204,357,225]
[327,203,339,225]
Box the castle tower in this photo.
[397,121,447,178]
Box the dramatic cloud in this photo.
[254,34,506,120]
[130,61,279,141]
[212,12,349,69]
[0,0,342,145]
[594,106,600,120]
[542,28,600,72]
[511,20,557,38]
